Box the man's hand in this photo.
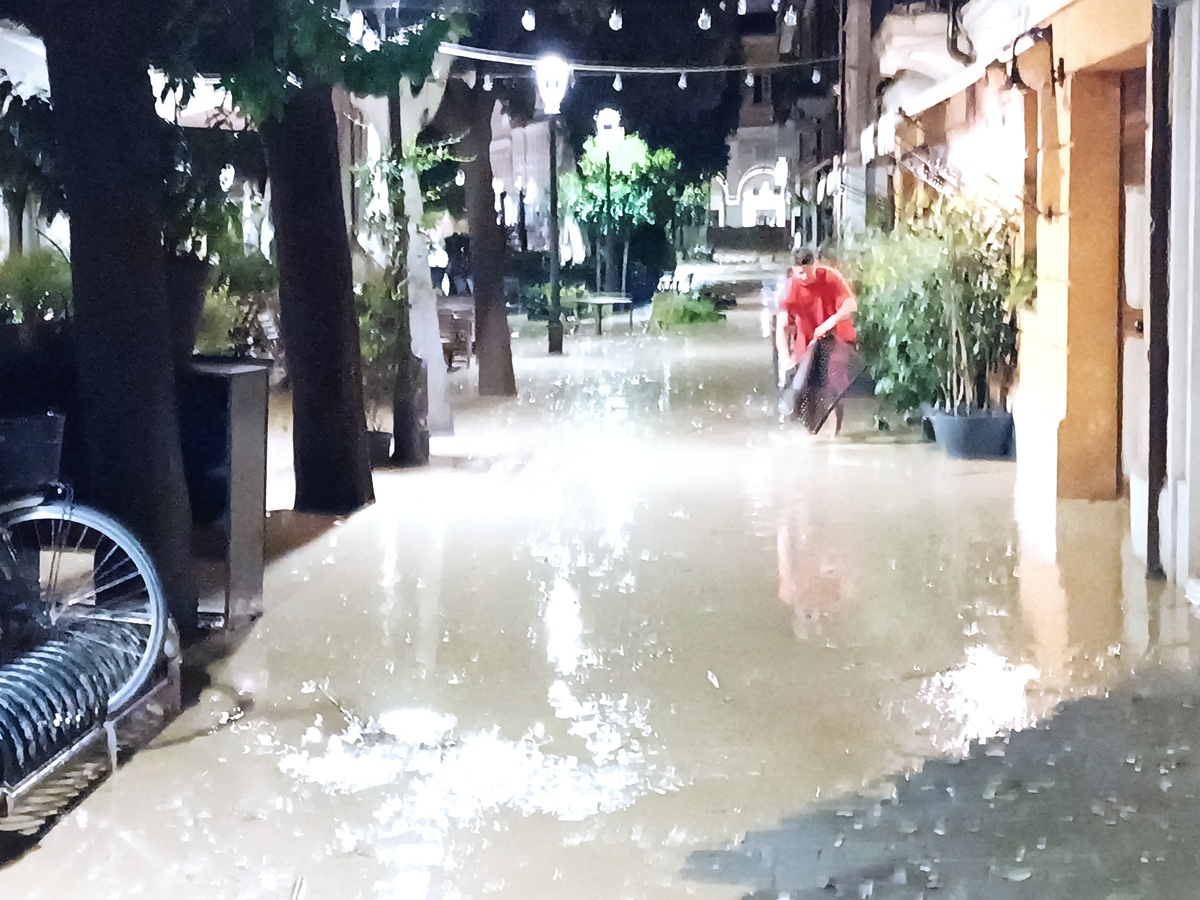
[813,319,834,340]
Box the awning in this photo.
[895,0,1083,117]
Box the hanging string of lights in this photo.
[515,3,805,34]
[435,2,825,92]
[437,43,835,78]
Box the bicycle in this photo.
[0,414,171,716]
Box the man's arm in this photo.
[813,296,858,339]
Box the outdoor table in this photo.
[576,293,635,335]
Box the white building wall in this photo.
[1167,0,1200,595]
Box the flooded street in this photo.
[4,307,1200,898]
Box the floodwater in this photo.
[3,307,1200,899]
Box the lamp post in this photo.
[595,108,624,293]
[535,55,571,355]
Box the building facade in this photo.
[862,0,1171,589]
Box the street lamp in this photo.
[535,55,572,354]
[594,108,624,293]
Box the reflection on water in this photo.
[4,309,1200,900]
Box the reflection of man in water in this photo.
[776,515,855,640]
[775,249,858,434]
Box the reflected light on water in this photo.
[917,646,1041,755]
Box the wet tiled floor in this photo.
[2,308,1198,898]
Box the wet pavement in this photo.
[3,307,1200,898]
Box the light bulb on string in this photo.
[609,8,623,30]
[522,8,536,30]
[483,73,494,91]
[719,1,727,9]
[812,68,822,84]
[745,71,754,87]
[784,5,798,26]
[772,0,780,10]
[455,170,466,187]
[698,8,712,29]
[613,73,623,91]
[678,72,688,89]
[738,0,747,12]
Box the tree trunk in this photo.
[440,80,515,397]
[43,30,198,634]
[261,85,374,514]
[164,252,210,370]
[5,187,25,257]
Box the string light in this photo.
[483,73,494,91]
[678,72,688,89]
[522,8,536,31]
[745,71,754,87]
[613,73,623,91]
[812,68,821,84]
[609,8,623,30]
[738,0,747,12]
[698,8,712,29]
[772,0,780,10]
[455,170,466,186]
[784,5,798,26]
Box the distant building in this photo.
[710,1,840,250]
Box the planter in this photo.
[930,410,1014,460]
[367,430,393,468]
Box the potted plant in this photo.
[926,202,1032,459]
[843,224,949,425]
[846,199,1033,458]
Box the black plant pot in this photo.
[930,410,1014,460]
[367,431,393,468]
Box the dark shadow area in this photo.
[686,674,1200,899]
[263,509,340,563]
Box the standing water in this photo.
[2,307,1199,898]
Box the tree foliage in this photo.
[841,199,1034,416]
[161,0,460,124]
[563,132,682,235]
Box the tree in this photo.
[563,131,691,288]
[433,75,517,396]
[1,0,201,633]
[173,0,454,512]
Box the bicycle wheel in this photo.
[0,502,170,713]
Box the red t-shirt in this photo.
[780,265,857,355]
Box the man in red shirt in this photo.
[775,250,859,433]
